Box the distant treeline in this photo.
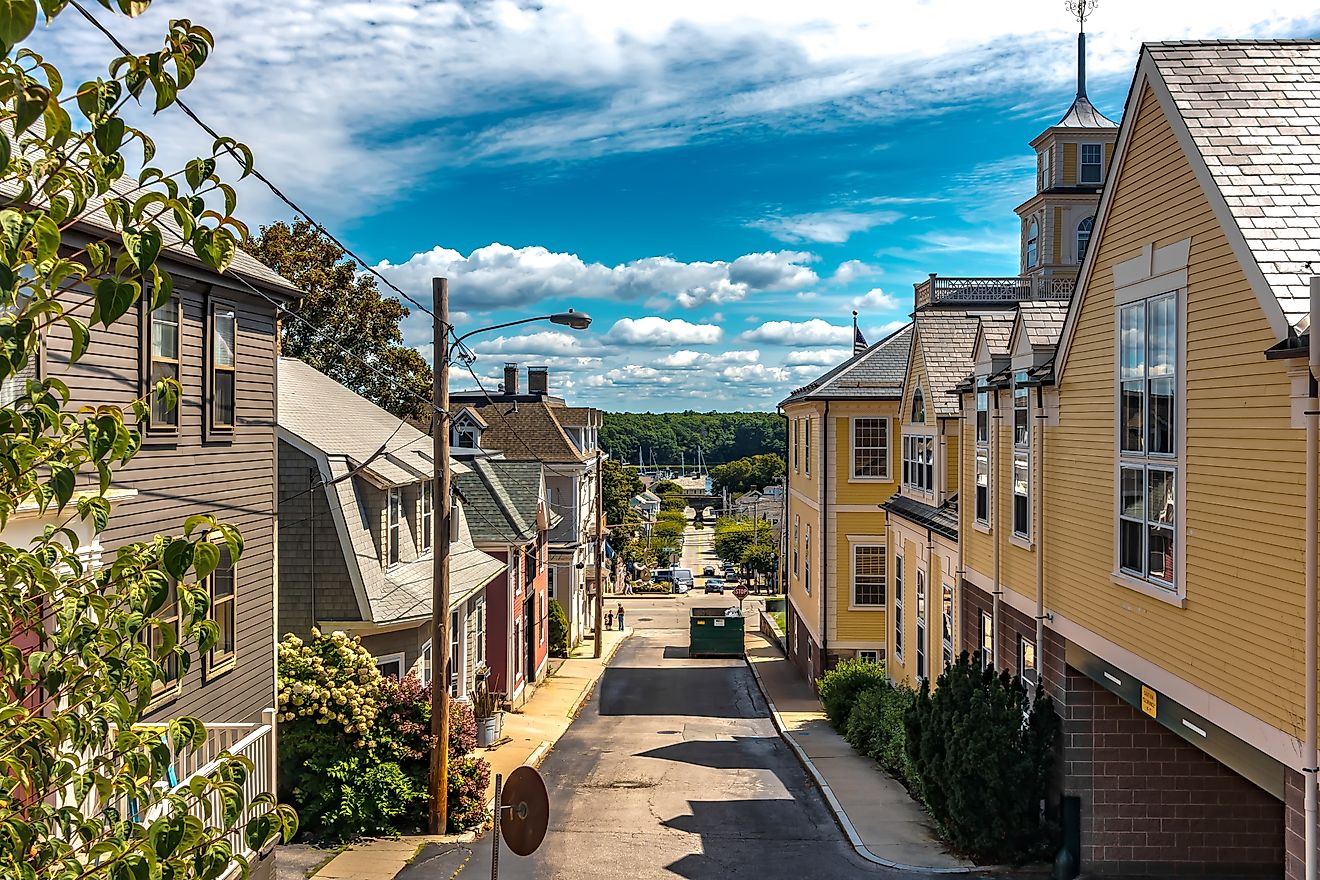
[601,411,786,465]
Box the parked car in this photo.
[704,578,725,594]
[653,570,692,594]
[702,566,716,577]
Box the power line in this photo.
[68,0,438,323]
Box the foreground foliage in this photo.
[0,3,298,878]
[277,631,489,840]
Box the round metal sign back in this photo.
[500,765,550,856]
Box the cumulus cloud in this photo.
[606,317,723,346]
[750,209,901,244]
[851,288,900,311]
[472,331,597,357]
[739,319,852,346]
[832,260,880,285]
[374,244,818,312]
[657,349,760,369]
[785,347,851,366]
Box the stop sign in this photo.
[733,585,749,600]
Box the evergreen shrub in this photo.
[816,657,887,728]
[844,683,916,782]
[549,598,571,657]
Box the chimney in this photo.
[528,366,549,396]
[503,363,519,395]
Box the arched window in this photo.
[1077,216,1094,263]
[1026,219,1039,268]
[912,387,926,423]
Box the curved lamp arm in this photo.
[449,310,592,356]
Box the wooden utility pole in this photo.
[593,451,604,657]
[429,277,452,835]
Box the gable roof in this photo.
[470,401,589,464]
[279,357,435,487]
[454,458,556,545]
[978,313,1016,357]
[914,310,1005,417]
[1144,41,1320,331]
[779,323,913,405]
[1016,301,1069,349]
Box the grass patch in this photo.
[771,611,785,632]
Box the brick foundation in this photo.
[1286,768,1307,880]
[784,601,817,687]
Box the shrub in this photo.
[816,657,887,729]
[549,598,570,657]
[905,652,1060,863]
[307,755,425,840]
[843,682,916,783]
[447,755,492,834]
[634,581,672,594]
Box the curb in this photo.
[743,647,980,875]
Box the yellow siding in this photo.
[901,341,928,428]
[964,394,994,577]
[888,532,918,686]
[785,399,825,639]
[1052,206,1063,264]
[1104,142,1114,175]
[832,401,901,506]
[1046,85,1305,736]
[944,428,960,497]
[835,510,888,643]
[1062,142,1078,186]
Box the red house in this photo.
[454,459,554,705]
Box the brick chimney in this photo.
[528,366,549,396]
[503,363,519,395]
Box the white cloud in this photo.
[785,347,851,366]
[606,317,723,346]
[472,331,596,357]
[374,244,818,312]
[657,349,760,369]
[739,319,851,346]
[832,259,880,284]
[851,287,900,311]
[750,209,901,244]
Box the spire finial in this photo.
[1065,1,1097,99]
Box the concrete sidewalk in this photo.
[310,627,632,880]
[745,631,978,873]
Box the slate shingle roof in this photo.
[1147,40,1320,328]
[916,311,1010,417]
[454,458,556,545]
[780,324,913,405]
[1057,94,1119,129]
[1017,301,1069,348]
[979,314,1016,357]
[472,402,589,464]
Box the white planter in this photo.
[476,713,503,747]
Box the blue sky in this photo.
[35,1,1320,411]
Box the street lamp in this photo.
[429,278,592,836]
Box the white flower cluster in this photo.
[277,629,382,740]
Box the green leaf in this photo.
[64,314,89,362]
[192,540,220,581]
[152,72,176,113]
[0,0,37,55]
[162,538,193,580]
[13,84,45,134]
[92,277,137,327]
[122,226,162,272]
[93,117,125,155]
[49,465,74,509]
[31,213,59,262]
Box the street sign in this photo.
[732,585,749,600]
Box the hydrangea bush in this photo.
[277,629,380,741]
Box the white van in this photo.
[653,567,694,594]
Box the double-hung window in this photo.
[210,304,236,431]
[893,555,904,661]
[804,417,811,476]
[208,550,236,672]
[792,419,799,472]
[1012,374,1030,539]
[1080,143,1103,184]
[1118,292,1177,588]
[475,601,486,665]
[915,570,927,681]
[142,579,181,698]
[902,435,934,493]
[449,609,462,696]
[852,417,889,479]
[804,525,811,594]
[1077,216,1094,263]
[420,640,433,686]
[148,300,181,431]
[941,581,954,668]
[852,545,885,607]
[975,378,990,524]
[1018,635,1038,691]
[387,488,402,567]
[1037,147,1051,192]
[1026,220,1038,268]
[979,610,993,671]
[420,483,433,554]
[793,516,800,577]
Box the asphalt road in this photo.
[401,570,1003,880]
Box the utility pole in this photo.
[429,277,452,836]
[593,450,605,657]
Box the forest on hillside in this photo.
[601,411,786,465]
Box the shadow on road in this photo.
[662,646,689,659]
[598,666,761,717]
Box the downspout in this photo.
[822,401,831,670]
[1306,277,1319,880]
[1034,383,1046,668]
[991,386,1003,668]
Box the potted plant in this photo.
[472,667,505,748]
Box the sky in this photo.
[32,1,1320,412]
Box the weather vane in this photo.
[1065,0,1098,30]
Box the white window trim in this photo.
[1026,218,1039,268]
[848,537,887,610]
[376,651,406,680]
[1018,634,1038,690]
[418,639,433,686]
[858,649,880,664]
[849,415,892,482]
[901,427,937,500]
[804,523,812,595]
[1112,280,1186,604]
[940,579,955,668]
[1080,142,1104,184]
[915,569,927,681]
[893,554,904,663]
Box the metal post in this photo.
[429,277,452,835]
[491,772,502,880]
[593,451,604,657]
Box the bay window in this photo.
[1117,292,1177,588]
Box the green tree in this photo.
[246,218,433,421]
[743,541,779,576]
[600,457,642,527]
[650,479,681,496]
[710,453,786,497]
[0,4,297,878]
[600,412,787,465]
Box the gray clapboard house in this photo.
[2,171,302,879]
[276,358,503,697]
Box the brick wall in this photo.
[785,603,816,686]
[1284,768,1305,880]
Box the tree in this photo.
[600,457,642,527]
[600,412,787,464]
[710,453,786,497]
[650,479,682,496]
[0,5,296,878]
[246,218,433,421]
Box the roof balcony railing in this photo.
[914,273,1075,307]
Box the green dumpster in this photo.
[689,607,745,657]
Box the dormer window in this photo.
[1026,220,1039,269]
[1080,143,1103,184]
[911,388,926,424]
[455,427,477,448]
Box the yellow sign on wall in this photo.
[1141,684,1157,718]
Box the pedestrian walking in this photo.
[617,604,626,631]
[605,609,614,630]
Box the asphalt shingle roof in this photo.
[780,324,913,405]
[1147,40,1320,328]
[471,402,589,464]
[1016,301,1069,348]
[454,458,555,545]
[882,493,959,541]
[916,310,1009,417]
